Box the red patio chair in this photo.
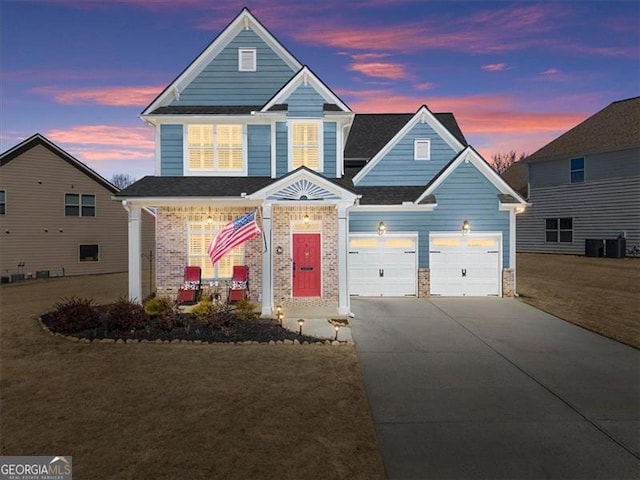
[177,266,202,305]
[228,265,248,303]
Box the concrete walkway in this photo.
[350,297,640,479]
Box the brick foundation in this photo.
[502,268,515,297]
[418,268,430,298]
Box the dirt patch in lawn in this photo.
[0,274,384,480]
[517,253,640,349]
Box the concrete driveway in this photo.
[350,297,640,479]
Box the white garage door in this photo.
[429,233,501,296]
[349,235,417,297]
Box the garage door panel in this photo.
[430,235,501,297]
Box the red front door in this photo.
[293,233,321,297]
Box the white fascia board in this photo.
[118,197,262,208]
[141,114,269,125]
[350,204,436,212]
[415,147,528,205]
[142,9,302,116]
[248,168,357,202]
[261,66,350,113]
[352,105,465,186]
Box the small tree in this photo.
[110,173,136,189]
[491,151,527,174]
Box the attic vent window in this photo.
[414,139,431,160]
[238,48,256,72]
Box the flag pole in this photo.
[257,206,268,253]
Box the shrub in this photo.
[107,297,149,332]
[144,296,175,318]
[50,297,101,333]
[234,299,258,321]
[190,298,217,323]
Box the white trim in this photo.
[142,9,301,115]
[509,209,516,293]
[351,204,436,212]
[353,105,465,185]
[270,120,277,178]
[261,66,350,113]
[415,146,528,205]
[238,47,256,71]
[141,114,281,126]
[116,197,262,208]
[287,119,324,173]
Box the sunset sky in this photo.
[2,0,638,181]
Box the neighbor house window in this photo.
[414,139,431,160]
[238,48,256,71]
[290,121,322,171]
[188,221,244,279]
[187,125,244,173]
[79,244,99,262]
[570,157,584,183]
[0,190,5,215]
[545,217,573,243]
[65,194,95,217]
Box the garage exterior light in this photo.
[462,220,471,235]
[378,221,386,235]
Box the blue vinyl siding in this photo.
[171,29,296,106]
[275,122,288,177]
[349,161,511,268]
[160,125,183,176]
[323,122,337,178]
[285,84,325,117]
[430,161,510,267]
[248,124,271,176]
[357,122,457,186]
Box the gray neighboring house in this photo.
[0,134,155,286]
[516,96,640,254]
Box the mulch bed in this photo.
[40,310,328,344]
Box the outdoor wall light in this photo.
[298,318,305,335]
[462,220,471,235]
[206,216,213,225]
[303,213,310,224]
[378,221,386,235]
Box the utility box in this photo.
[605,238,626,258]
[585,239,605,257]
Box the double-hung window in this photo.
[545,217,573,243]
[187,125,244,173]
[290,121,322,171]
[65,194,95,217]
[570,157,584,183]
[188,220,245,279]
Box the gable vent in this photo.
[239,48,256,72]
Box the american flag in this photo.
[208,210,261,266]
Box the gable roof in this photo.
[141,8,303,116]
[527,96,640,162]
[260,66,351,113]
[415,146,528,206]
[0,134,118,193]
[345,112,467,162]
[351,105,467,185]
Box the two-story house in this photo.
[0,134,155,285]
[516,97,640,255]
[115,8,527,315]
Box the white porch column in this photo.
[337,203,350,315]
[261,203,273,316]
[125,203,143,302]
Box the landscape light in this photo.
[298,318,304,335]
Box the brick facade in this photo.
[502,268,515,297]
[418,268,430,298]
[272,204,339,309]
[155,206,262,301]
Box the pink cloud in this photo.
[414,82,435,91]
[32,85,163,107]
[45,125,154,151]
[482,63,507,72]
[348,62,408,80]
